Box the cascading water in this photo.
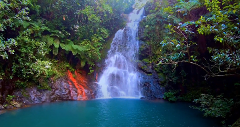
[97,8,144,98]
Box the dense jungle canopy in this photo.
[0,0,134,87]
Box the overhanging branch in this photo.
[157,60,240,80]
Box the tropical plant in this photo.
[164,91,178,102]
[192,94,234,124]
[6,95,15,103]
[174,0,203,16]
[156,0,240,79]
[0,0,136,90]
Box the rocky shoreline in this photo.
[0,77,95,111]
[0,61,165,112]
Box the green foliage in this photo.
[0,0,134,90]
[196,0,240,76]
[192,94,234,119]
[141,0,239,125]
[139,0,183,68]
[0,0,52,82]
[142,0,240,79]
[142,58,151,64]
[0,38,17,59]
[22,91,29,98]
[0,0,32,59]
[179,87,206,102]
[232,118,240,127]
[6,95,15,103]
[164,91,178,102]
[175,0,202,16]
[50,60,74,81]
[36,0,135,66]
[38,79,51,90]
[88,66,94,75]
[155,65,180,87]
[15,80,34,89]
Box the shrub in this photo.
[192,94,234,119]
[164,91,178,102]
[6,95,15,103]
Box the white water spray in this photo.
[97,8,144,98]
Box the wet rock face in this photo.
[140,72,165,99]
[138,62,152,74]
[14,87,52,104]
[12,78,93,105]
[138,61,165,100]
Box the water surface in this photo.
[0,99,220,127]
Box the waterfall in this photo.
[97,8,144,98]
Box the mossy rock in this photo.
[158,73,166,82]
[10,101,22,108]
[232,118,240,127]
[137,61,152,74]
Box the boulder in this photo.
[11,101,21,108]
[0,104,4,110]
[13,77,93,105]
[5,104,14,109]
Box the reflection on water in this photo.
[0,99,220,127]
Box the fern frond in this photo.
[53,38,60,48]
